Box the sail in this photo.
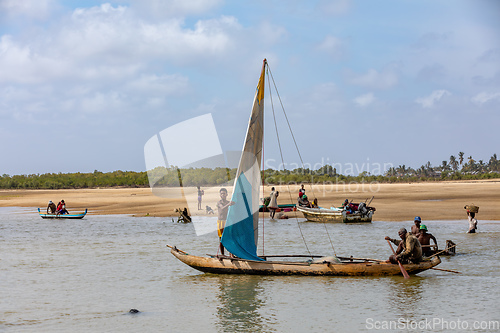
[221,59,266,261]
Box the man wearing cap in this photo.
[411,216,422,237]
[385,228,422,264]
[47,200,57,214]
[418,225,438,256]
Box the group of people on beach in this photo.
[46,200,69,215]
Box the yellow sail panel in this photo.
[257,59,266,106]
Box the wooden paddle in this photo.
[387,240,410,279]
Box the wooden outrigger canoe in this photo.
[259,203,296,212]
[38,208,87,219]
[170,246,441,276]
[297,206,374,223]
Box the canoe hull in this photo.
[297,206,373,223]
[38,208,87,219]
[170,247,441,276]
[259,204,296,212]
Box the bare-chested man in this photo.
[417,225,438,256]
[411,216,422,237]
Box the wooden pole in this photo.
[428,243,458,258]
[431,267,461,274]
[387,240,410,279]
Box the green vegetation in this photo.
[1,152,499,189]
[0,170,149,189]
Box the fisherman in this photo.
[385,228,422,264]
[298,184,306,198]
[179,207,191,223]
[217,188,234,256]
[311,198,319,208]
[411,216,422,237]
[47,200,57,214]
[467,211,478,233]
[298,193,312,208]
[341,199,349,209]
[268,187,279,219]
[417,225,438,256]
[341,199,353,214]
[56,200,69,215]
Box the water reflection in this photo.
[214,275,268,333]
[386,276,426,320]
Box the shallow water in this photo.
[1,207,499,332]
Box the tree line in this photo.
[1,152,498,189]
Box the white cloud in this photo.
[0,4,241,85]
[124,74,189,96]
[0,0,54,20]
[317,35,343,58]
[415,90,451,108]
[131,0,223,19]
[354,93,375,107]
[471,92,500,105]
[347,67,399,90]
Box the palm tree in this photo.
[489,154,498,172]
[449,155,459,171]
[458,152,464,166]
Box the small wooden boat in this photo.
[259,203,296,212]
[297,206,374,223]
[38,208,87,219]
[170,246,441,276]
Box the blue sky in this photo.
[1,0,499,175]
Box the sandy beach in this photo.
[1,180,499,221]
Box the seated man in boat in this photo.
[311,198,319,208]
[297,194,312,208]
[418,225,438,256]
[385,228,422,264]
[411,216,422,237]
[56,200,69,215]
[47,200,57,214]
[341,199,354,214]
[217,188,234,256]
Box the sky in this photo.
[1,0,499,176]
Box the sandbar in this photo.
[0,180,498,221]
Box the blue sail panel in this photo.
[221,173,264,261]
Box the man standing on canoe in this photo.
[385,228,422,264]
[217,188,234,256]
[418,225,438,256]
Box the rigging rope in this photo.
[266,63,337,257]
[265,65,312,258]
